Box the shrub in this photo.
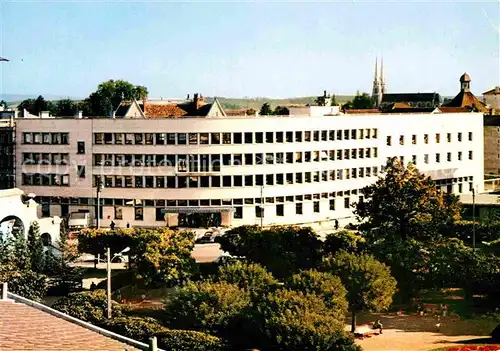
[105,316,167,342]
[1,269,47,301]
[164,281,251,335]
[52,289,122,325]
[323,230,365,255]
[159,330,228,351]
[212,261,279,294]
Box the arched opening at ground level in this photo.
[0,215,25,238]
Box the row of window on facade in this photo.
[22,173,70,186]
[391,151,474,165]
[90,148,379,169]
[387,132,473,146]
[93,128,380,146]
[22,133,69,145]
[86,167,381,189]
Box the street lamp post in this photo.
[106,246,130,319]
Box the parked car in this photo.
[195,231,218,244]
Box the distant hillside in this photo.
[208,96,354,110]
[0,94,81,104]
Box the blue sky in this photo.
[0,1,499,99]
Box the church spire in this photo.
[380,57,386,95]
[372,57,382,108]
[374,57,379,83]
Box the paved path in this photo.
[355,313,494,351]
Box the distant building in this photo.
[114,93,226,118]
[443,73,487,112]
[483,86,500,114]
[380,93,442,110]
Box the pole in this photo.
[472,187,476,250]
[107,247,112,319]
[260,185,264,229]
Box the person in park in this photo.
[334,219,339,230]
[373,319,383,334]
[110,220,116,230]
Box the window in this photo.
[42,133,50,144]
[436,153,440,163]
[435,133,440,143]
[469,151,473,160]
[447,133,451,143]
[468,132,473,141]
[399,135,404,145]
[244,132,253,144]
[199,133,209,145]
[286,152,293,163]
[233,133,242,144]
[424,134,429,144]
[177,133,187,145]
[94,133,103,144]
[305,131,311,142]
[329,199,335,211]
[313,130,319,141]
[313,201,320,213]
[135,206,144,220]
[295,152,302,163]
[255,205,264,218]
[295,173,302,183]
[276,204,284,216]
[412,135,416,145]
[295,131,302,142]
[344,197,350,209]
[412,155,417,164]
[266,153,274,164]
[77,165,85,178]
[266,174,274,185]
[233,154,243,166]
[447,152,451,162]
[77,141,85,154]
[372,129,378,138]
[276,132,283,143]
[189,133,198,145]
[424,154,429,164]
[222,133,231,144]
[386,136,392,146]
[296,203,303,215]
[286,131,293,142]
[458,132,462,142]
[210,133,220,144]
[266,132,273,143]
[255,132,263,143]
[458,151,462,161]
[165,133,175,145]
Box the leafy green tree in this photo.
[251,289,359,351]
[212,261,279,294]
[259,102,272,115]
[343,92,374,110]
[164,281,251,335]
[79,228,196,287]
[323,230,365,256]
[273,106,289,115]
[0,268,48,301]
[323,251,397,332]
[84,79,148,116]
[18,95,54,116]
[159,330,228,351]
[27,221,45,273]
[53,99,78,116]
[52,290,123,324]
[286,269,348,319]
[355,157,461,241]
[218,225,323,278]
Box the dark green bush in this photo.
[159,330,228,351]
[105,316,167,342]
[52,289,122,325]
[1,269,47,301]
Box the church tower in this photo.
[371,58,383,107]
[380,58,386,95]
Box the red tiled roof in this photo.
[343,109,380,114]
[444,91,487,112]
[438,107,473,113]
[144,103,188,118]
[0,301,139,351]
[484,86,500,95]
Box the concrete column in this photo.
[2,282,7,300]
[149,336,158,351]
[221,212,232,226]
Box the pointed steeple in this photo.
[380,57,386,95]
[374,57,379,83]
[372,57,382,107]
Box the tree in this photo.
[84,79,148,116]
[0,100,7,108]
[245,108,256,116]
[27,221,45,273]
[164,281,251,336]
[343,92,374,110]
[251,289,359,351]
[52,290,123,324]
[355,157,461,241]
[323,230,365,256]
[259,102,272,116]
[286,269,348,319]
[322,251,397,332]
[78,228,196,286]
[218,225,323,278]
[273,106,289,115]
[52,99,78,116]
[211,261,279,295]
[18,95,54,116]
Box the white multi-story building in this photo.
[13,107,484,229]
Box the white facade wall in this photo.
[15,112,484,228]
